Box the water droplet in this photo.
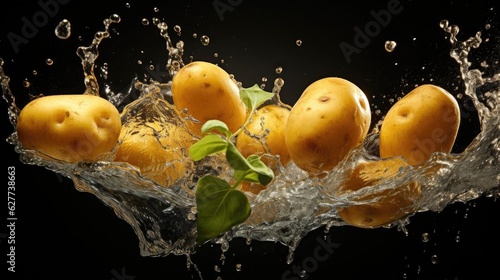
[431,255,439,264]
[200,35,210,46]
[214,265,221,272]
[154,7,160,13]
[485,23,491,30]
[141,18,149,26]
[125,3,130,8]
[439,19,449,30]
[421,232,430,242]
[55,19,71,39]
[32,70,38,76]
[455,235,461,242]
[137,60,143,65]
[174,25,182,36]
[193,33,198,38]
[221,239,229,252]
[235,263,242,271]
[214,53,219,58]
[149,65,155,71]
[296,39,302,46]
[275,66,283,74]
[385,40,397,52]
[22,79,30,88]
[46,58,53,66]
[261,77,268,82]
[274,77,284,88]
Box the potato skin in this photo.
[337,157,421,228]
[16,94,121,162]
[114,120,195,187]
[284,77,371,174]
[379,84,460,165]
[236,104,291,167]
[171,61,247,133]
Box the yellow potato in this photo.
[171,61,247,133]
[379,84,461,165]
[337,157,421,228]
[114,120,195,187]
[16,94,121,162]
[284,77,371,175]
[236,104,291,167]
[236,104,291,195]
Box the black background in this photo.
[1,1,500,279]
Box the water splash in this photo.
[1,16,499,261]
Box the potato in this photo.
[379,84,461,165]
[171,61,247,133]
[236,104,291,195]
[236,104,291,167]
[16,94,121,162]
[284,77,371,175]
[337,157,421,228]
[114,120,196,187]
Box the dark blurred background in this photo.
[1,1,499,279]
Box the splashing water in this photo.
[1,15,499,262]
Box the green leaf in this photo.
[189,134,228,161]
[201,120,231,139]
[240,84,275,111]
[225,141,251,171]
[226,142,274,186]
[195,175,251,244]
[234,155,274,186]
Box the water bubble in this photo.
[430,255,439,264]
[275,66,283,74]
[261,77,268,82]
[455,235,461,242]
[153,7,160,13]
[137,60,143,65]
[22,79,30,88]
[235,263,242,271]
[214,265,221,272]
[421,232,430,242]
[485,23,491,30]
[214,53,219,58]
[385,40,397,52]
[46,58,54,66]
[125,3,130,8]
[55,19,71,39]
[193,33,198,38]
[296,39,302,46]
[141,18,150,26]
[32,70,37,76]
[200,35,210,46]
